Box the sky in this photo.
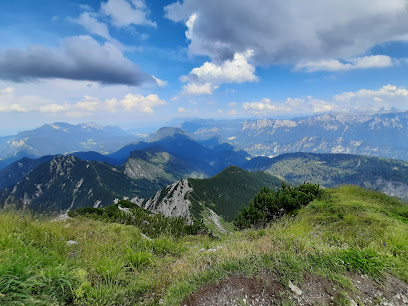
[0,0,408,135]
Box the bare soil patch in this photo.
[183,273,408,305]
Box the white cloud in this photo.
[296,55,394,72]
[73,12,112,41]
[0,86,55,113]
[104,98,119,113]
[182,82,218,95]
[243,84,408,116]
[70,12,136,51]
[76,101,100,111]
[120,94,166,112]
[181,49,257,95]
[9,104,28,113]
[333,84,408,111]
[101,0,156,28]
[165,0,408,66]
[334,84,408,101]
[39,104,66,113]
[183,50,257,84]
[152,76,168,87]
[0,83,166,116]
[228,102,237,107]
[243,97,337,116]
[243,98,292,114]
[185,13,197,40]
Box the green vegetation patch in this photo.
[188,166,282,221]
[234,182,322,229]
[68,200,205,238]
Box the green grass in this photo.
[1,185,408,305]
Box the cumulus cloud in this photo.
[101,0,156,27]
[120,94,166,112]
[39,104,66,113]
[334,84,408,101]
[0,85,166,115]
[76,96,101,111]
[243,96,338,115]
[0,86,54,113]
[105,98,119,113]
[243,98,293,114]
[165,0,408,64]
[295,55,394,72]
[182,50,257,95]
[242,85,408,116]
[0,35,153,86]
[331,85,408,112]
[182,82,218,95]
[183,50,257,84]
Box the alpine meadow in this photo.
[1,1,408,305]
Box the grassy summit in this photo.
[0,186,407,305]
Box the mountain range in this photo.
[2,110,408,170]
[0,122,141,169]
[0,131,251,213]
[181,111,408,161]
[1,120,408,220]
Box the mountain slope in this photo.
[181,111,408,161]
[0,145,215,213]
[108,131,250,175]
[0,155,161,213]
[0,155,54,190]
[123,147,205,182]
[245,152,408,200]
[143,166,282,229]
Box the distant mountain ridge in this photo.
[0,122,140,169]
[180,111,408,161]
[244,152,408,200]
[106,131,250,175]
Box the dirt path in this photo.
[183,273,408,305]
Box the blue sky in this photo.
[0,0,408,135]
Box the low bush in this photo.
[234,182,322,229]
[69,200,206,238]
